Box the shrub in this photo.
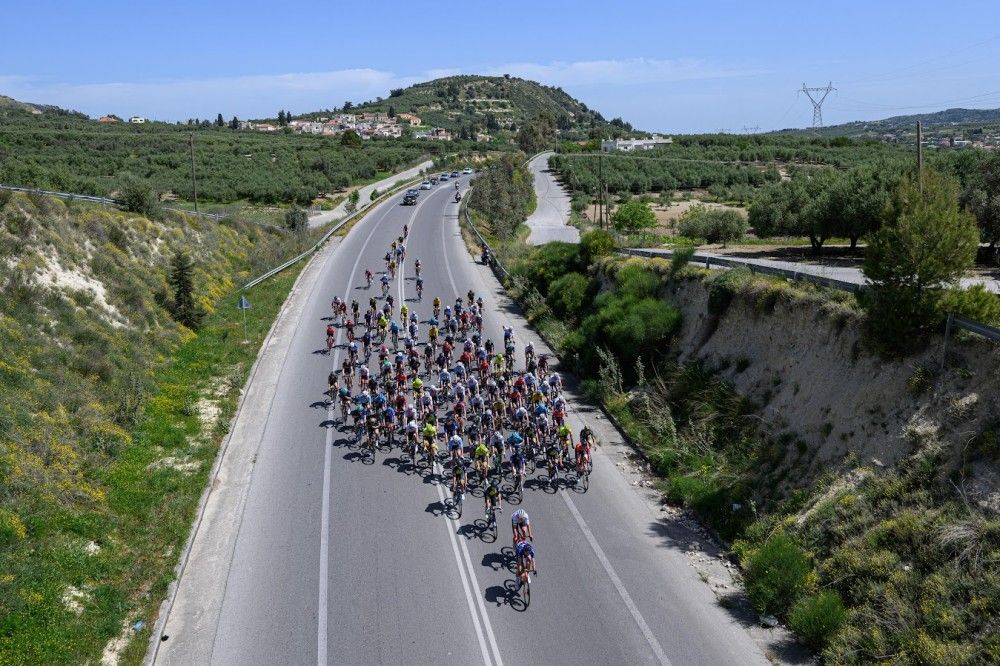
[580,229,617,262]
[284,207,308,232]
[938,284,1000,326]
[615,264,661,299]
[547,272,589,319]
[744,533,813,615]
[670,247,695,278]
[707,268,753,315]
[116,172,161,219]
[678,205,748,246]
[789,591,846,649]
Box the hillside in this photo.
[0,192,318,662]
[777,106,1000,140]
[300,75,626,140]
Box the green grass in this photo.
[0,193,314,664]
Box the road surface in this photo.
[308,160,434,228]
[630,247,1000,294]
[525,151,579,245]
[153,177,779,665]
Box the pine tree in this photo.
[278,110,285,125]
[216,113,224,127]
[169,251,205,330]
[229,116,239,130]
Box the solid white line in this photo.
[318,198,401,666]
[560,492,671,666]
[434,186,505,666]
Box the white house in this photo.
[601,135,673,152]
[129,116,147,124]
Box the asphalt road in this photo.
[156,177,772,665]
[525,151,579,245]
[308,161,433,228]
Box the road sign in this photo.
[238,296,251,310]
[238,296,251,343]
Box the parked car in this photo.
[462,167,473,174]
[419,181,432,190]
[402,193,418,205]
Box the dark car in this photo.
[451,171,460,178]
[402,193,418,205]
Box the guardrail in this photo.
[459,187,511,283]
[241,175,421,290]
[621,247,862,293]
[620,248,1000,352]
[0,183,225,220]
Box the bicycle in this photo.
[485,503,499,540]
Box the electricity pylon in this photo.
[800,82,836,127]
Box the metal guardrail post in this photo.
[941,312,954,371]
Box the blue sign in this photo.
[238,296,251,310]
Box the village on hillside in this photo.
[240,112,455,141]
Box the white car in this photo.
[462,167,473,174]
[419,181,432,190]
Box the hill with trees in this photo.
[777,107,1000,140]
[297,74,631,143]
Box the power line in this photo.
[800,82,836,127]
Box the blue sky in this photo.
[2,0,999,132]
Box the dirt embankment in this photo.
[666,278,1000,510]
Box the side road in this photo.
[148,231,345,664]
[308,160,433,227]
[525,151,578,245]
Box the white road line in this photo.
[441,194,668,665]
[318,199,401,666]
[399,185,504,666]
[560,492,671,666]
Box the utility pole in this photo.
[742,125,761,135]
[598,150,604,230]
[189,133,199,214]
[800,82,836,128]
[917,121,924,193]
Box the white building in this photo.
[601,135,673,152]
[129,116,147,124]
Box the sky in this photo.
[2,0,999,133]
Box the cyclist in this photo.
[511,508,533,544]
[402,223,408,239]
[448,433,464,463]
[451,460,468,496]
[415,259,422,277]
[484,478,501,516]
[326,323,336,351]
[515,537,536,589]
[473,440,490,480]
[415,276,424,299]
[365,269,373,288]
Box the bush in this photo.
[116,172,161,219]
[284,207,308,231]
[789,591,846,649]
[580,229,617,262]
[670,247,695,278]
[512,242,583,293]
[615,264,661,299]
[707,268,753,315]
[677,205,748,246]
[938,285,1000,326]
[744,533,813,615]
[547,272,589,319]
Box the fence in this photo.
[0,184,225,220]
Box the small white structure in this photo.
[601,135,673,152]
[128,116,147,124]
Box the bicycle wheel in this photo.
[521,575,530,607]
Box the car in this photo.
[462,167,472,174]
[439,173,449,181]
[430,177,438,185]
[402,193,418,205]
[419,181,432,190]
[406,188,420,196]
[451,171,460,178]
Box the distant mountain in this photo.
[295,75,629,140]
[0,94,87,118]
[776,107,1000,139]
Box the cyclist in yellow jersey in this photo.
[473,442,490,478]
[400,303,408,320]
